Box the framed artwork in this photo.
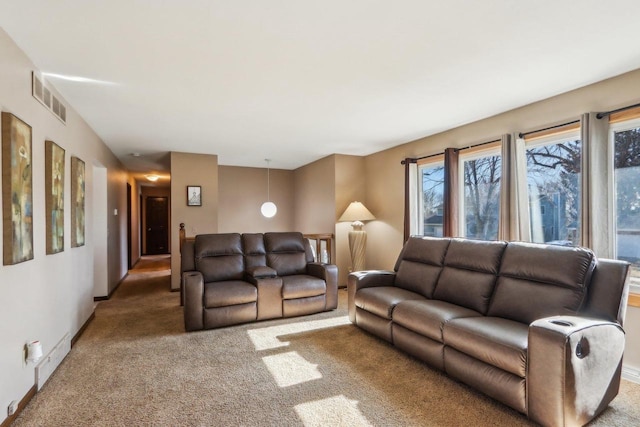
[187,185,201,206]
[2,112,34,265]
[71,156,85,247]
[45,141,65,254]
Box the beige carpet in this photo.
[12,256,640,426]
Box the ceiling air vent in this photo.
[32,71,66,124]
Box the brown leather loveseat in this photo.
[348,236,630,427]
[182,232,338,331]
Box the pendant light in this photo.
[261,159,277,218]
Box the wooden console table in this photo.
[303,233,333,264]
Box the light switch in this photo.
[113,209,118,216]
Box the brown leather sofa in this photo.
[348,237,630,427]
[181,232,338,331]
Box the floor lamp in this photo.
[339,201,375,272]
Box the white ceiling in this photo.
[2,1,640,172]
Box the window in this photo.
[611,119,640,286]
[459,147,501,240]
[525,133,581,245]
[418,157,444,237]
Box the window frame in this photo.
[523,129,582,245]
[608,117,640,292]
[417,155,445,237]
[457,144,502,240]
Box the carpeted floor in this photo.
[12,255,640,426]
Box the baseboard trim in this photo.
[622,365,640,384]
[71,311,95,348]
[0,313,94,425]
[93,272,129,302]
[0,385,36,427]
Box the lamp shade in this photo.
[261,201,277,218]
[339,201,375,222]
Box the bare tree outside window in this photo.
[614,127,640,283]
[421,165,444,237]
[463,155,501,240]
[526,139,581,245]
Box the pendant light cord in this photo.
[266,159,271,201]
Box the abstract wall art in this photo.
[45,140,65,254]
[2,112,34,265]
[71,156,85,247]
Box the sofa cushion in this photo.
[433,239,507,314]
[441,238,507,274]
[282,275,326,299]
[393,299,481,342]
[443,317,528,377]
[488,242,595,324]
[204,281,257,308]
[195,233,244,282]
[355,287,426,320]
[394,237,450,297]
[265,232,307,276]
[242,233,267,270]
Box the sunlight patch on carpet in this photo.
[247,316,350,351]
[262,351,322,387]
[295,395,373,427]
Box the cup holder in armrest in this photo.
[549,319,574,327]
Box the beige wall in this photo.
[291,154,368,286]
[365,68,640,271]
[0,29,129,422]
[625,307,640,371]
[218,166,294,233]
[170,152,218,290]
[365,149,406,271]
[335,155,367,286]
[294,156,336,234]
[106,167,129,294]
[128,177,141,268]
[363,68,640,373]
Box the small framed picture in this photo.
[187,185,201,206]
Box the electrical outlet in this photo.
[8,400,18,416]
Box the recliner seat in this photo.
[182,232,338,331]
[348,236,630,427]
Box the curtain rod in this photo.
[518,120,580,139]
[596,101,640,119]
[400,152,443,165]
[399,138,500,164]
[454,139,500,153]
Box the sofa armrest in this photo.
[347,270,396,323]
[307,263,338,310]
[528,316,625,426]
[254,277,283,320]
[183,271,205,331]
[179,239,196,306]
[246,266,277,280]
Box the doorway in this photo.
[93,164,109,298]
[145,196,169,254]
[127,183,132,269]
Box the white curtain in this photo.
[499,134,530,241]
[581,112,611,257]
[408,161,419,236]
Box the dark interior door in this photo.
[145,196,168,254]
